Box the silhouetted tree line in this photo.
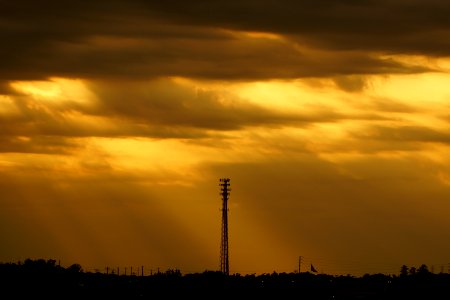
[1,259,449,299]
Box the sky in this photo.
[1,0,450,275]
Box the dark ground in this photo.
[0,259,448,299]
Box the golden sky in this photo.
[2,1,450,275]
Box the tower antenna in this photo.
[219,178,231,275]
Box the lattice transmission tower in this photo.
[219,178,230,275]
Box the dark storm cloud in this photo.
[0,81,18,95]
[0,135,78,154]
[144,0,450,56]
[366,97,418,113]
[88,79,345,131]
[0,97,211,143]
[0,0,437,81]
[0,27,419,81]
[332,75,367,92]
[354,125,450,145]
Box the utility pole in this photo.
[298,256,302,273]
[219,178,231,275]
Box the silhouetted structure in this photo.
[219,178,230,275]
[298,256,302,273]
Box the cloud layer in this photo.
[1,0,442,81]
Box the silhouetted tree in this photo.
[409,267,416,276]
[417,264,430,275]
[67,263,82,273]
[164,269,181,277]
[400,265,409,277]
